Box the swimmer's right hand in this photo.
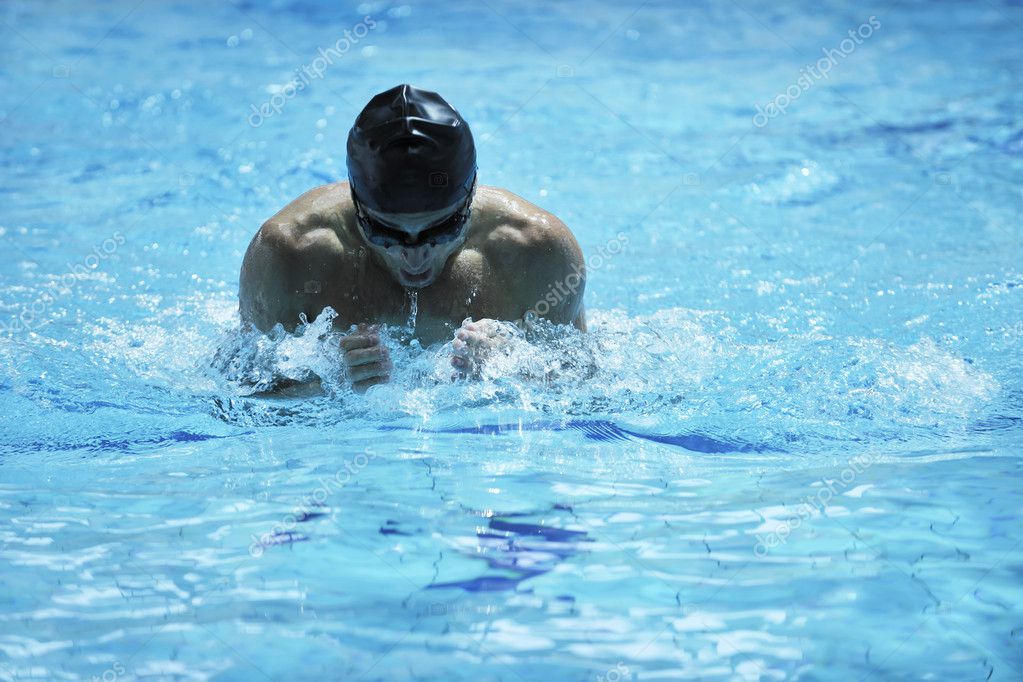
[340,324,392,393]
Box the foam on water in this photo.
[6,295,988,463]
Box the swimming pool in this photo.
[1,0,1021,679]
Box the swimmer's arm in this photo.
[572,304,587,332]
[518,217,587,328]
[452,222,586,376]
[239,221,306,333]
[248,377,325,399]
[474,214,586,330]
[237,222,333,396]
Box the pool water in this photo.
[1,0,1021,679]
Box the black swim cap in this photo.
[346,84,476,214]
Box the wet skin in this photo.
[239,182,586,391]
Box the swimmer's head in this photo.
[347,84,477,287]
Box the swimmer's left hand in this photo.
[450,318,517,378]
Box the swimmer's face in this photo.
[354,193,473,288]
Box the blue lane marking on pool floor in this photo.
[379,419,777,454]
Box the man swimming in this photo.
[239,84,586,392]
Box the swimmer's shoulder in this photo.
[253,181,359,256]
[471,185,583,273]
[241,183,360,332]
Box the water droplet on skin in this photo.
[353,247,365,280]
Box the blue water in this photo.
[1,0,1021,679]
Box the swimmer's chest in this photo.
[322,248,503,344]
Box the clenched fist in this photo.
[341,324,392,393]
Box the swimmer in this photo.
[239,84,586,392]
